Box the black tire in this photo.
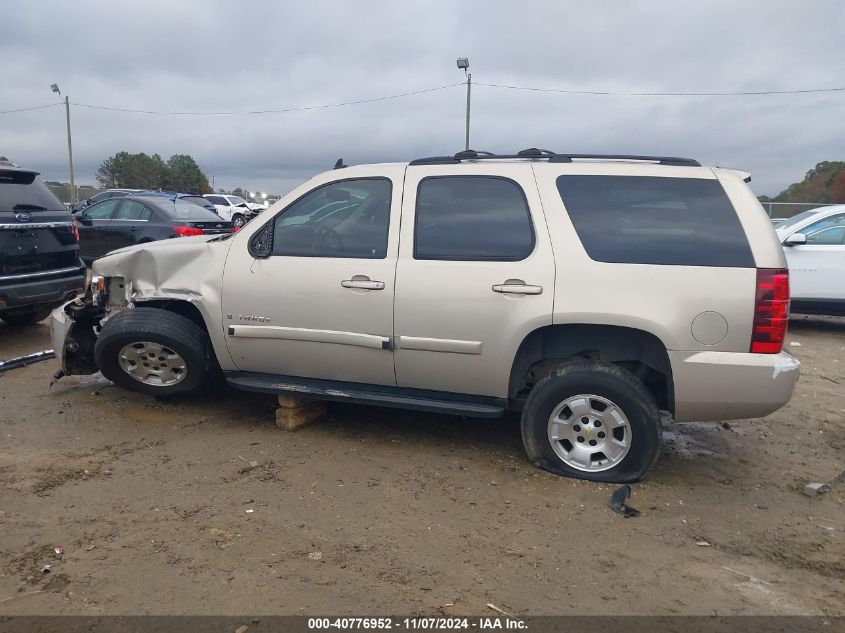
[0,305,53,326]
[232,214,246,228]
[521,360,662,483]
[94,307,210,396]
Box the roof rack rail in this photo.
[549,154,700,167]
[409,150,700,167]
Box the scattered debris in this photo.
[755,504,768,510]
[0,349,55,374]
[53,546,64,558]
[609,485,640,518]
[443,602,454,608]
[721,566,771,585]
[307,551,322,561]
[696,540,711,547]
[245,509,254,514]
[486,602,519,619]
[235,626,249,633]
[249,461,258,468]
[41,564,51,574]
[789,341,801,347]
[820,375,841,385]
[721,421,732,430]
[803,466,845,497]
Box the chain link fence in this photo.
[45,184,101,206]
[760,202,828,219]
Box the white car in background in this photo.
[776,205,845,315]
[203,194,257,228]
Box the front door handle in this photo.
[492,280,543,295]
[341,276,385,290]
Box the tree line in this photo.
[759,161,845,204]
[95,152,210,193]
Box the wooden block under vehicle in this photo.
[274,400,327,431]
[277,394,317,409]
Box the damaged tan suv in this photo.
[51,149,800,482]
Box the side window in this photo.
[556,175,755,267]
[115,200,152,220]
[271,179,392,258]
[802,214,845,244]
[414,176,534,261]
[82,199,120,220]
[206,195,226,205]
[806,225,845,245]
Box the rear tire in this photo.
[94,307,210,396]
[0,306,53,326]
[232,214,246,228]
[521,360,662,483]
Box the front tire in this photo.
[94,307,210,396]
[0,306,53,326]
[521,360,662,483]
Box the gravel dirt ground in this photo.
[0,315,843,616]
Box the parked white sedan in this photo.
[776,205,845,315]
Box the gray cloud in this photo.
[1,0,843,196]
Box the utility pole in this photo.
[51,84,76,204]
[456,58,471,151]
[64,96,76,204]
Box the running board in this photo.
[224,371,507,418]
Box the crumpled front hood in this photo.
[92,235,231,304]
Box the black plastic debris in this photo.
[0,349,55,374]
[609,484,640,518]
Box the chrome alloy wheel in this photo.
[117,342,188,387]
[547,394,631,472]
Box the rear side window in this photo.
[556,175,754,267]
[0,170,66,212]
[115,200,152,220]
[414,176,534,261]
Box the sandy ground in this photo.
[0,315,843,616]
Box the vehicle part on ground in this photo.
[0,349,55,373]
[608,484,640,518]
[94,307,210,395]
[521,361,661,482]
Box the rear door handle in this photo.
[492,281,543,295]
[341,277,385,290]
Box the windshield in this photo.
[775,208,826,234]
[226,196,247,205]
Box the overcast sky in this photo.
[1,0,843,197]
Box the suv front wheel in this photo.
[94,307,210,396]
[521,361,662,483]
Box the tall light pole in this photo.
[50,84,76,204]
[456,57,471,150]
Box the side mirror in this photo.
[784,233,807,246]
[249,223,273,258]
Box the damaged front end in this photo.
[50,278,110,378]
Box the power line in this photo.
[0,102,62,114]
[67,82,465,116]
[475,82,845,96]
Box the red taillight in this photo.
[173,226,204,237]
[750,268,789,354]
[71,218,80,243]
[231,225,240,234]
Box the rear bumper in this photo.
[0,264,86,311]
[670,350,800,422]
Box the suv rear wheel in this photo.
[231,213,246,228]
[0,306,53,326]
[94,307,210,396]
[521,360,661,483]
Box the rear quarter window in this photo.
[555,175,754,267]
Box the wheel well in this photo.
[138,299,205,329]
[509,324,674,413]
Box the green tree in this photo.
[162,154,210,193]
[767,160,845,203]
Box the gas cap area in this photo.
[691,311,728,346]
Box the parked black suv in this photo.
[0,165,86,326]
